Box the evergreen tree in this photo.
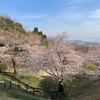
[38,31,43,35]
[32,27,38,34]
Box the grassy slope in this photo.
[0,71,100,100]
[0,73,47,100]
[0,90,46,100]
[71,79,100,100]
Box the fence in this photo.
[0,71,44,96]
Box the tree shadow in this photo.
[0,81,45,100]
[39,75,68,100]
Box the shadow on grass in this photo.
[0,82,46,100]
[0,71,46,100]
[39,76,69,100]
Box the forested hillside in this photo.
[0,16,100,100]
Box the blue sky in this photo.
[0,0,100,41]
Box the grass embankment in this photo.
[0,90,46,100]
[19,72,100,100]
[0,72,47,100]
[0,70,100,100]
[66,78,100,100]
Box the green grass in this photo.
[18,74,43,88]
[65,78,100,100]
[0,89,46,100]
[65,78,91,96]
[71,79,100,100]
[0,72,47,100]
[0,71,100,100]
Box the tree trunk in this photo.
[12,58,17,74]
[57,81,64,93]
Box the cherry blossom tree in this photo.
[26,33,41,46]
[0,30,28,74]
[84,45,100,67]
[21,32,83,92]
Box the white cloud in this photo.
[18,15,46,19]
[68,0,90,5]
[89,9,100,19]
[43,18,100,41]
[61,12,84,21]
[82,20,100,25]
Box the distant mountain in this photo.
[70,40,100,45]
[89,37,100,43]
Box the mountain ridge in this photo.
[69,40,100,45]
